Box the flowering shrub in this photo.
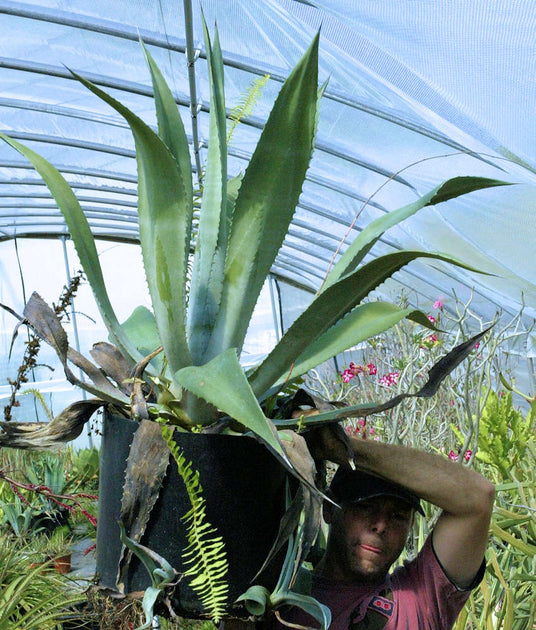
[306,292,529,458]
[448,449,472,462]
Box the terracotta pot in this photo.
[96,412,289,618]
[54,554,71,574]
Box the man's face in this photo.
[323,495,413,583]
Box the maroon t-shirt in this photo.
[272,535,484,630]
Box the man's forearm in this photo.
[348,437,494,517]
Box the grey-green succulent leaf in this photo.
[120,306,165,375]
[249,250,486,398]
[141,40,193,204]
[236,584,272,617]
[71,70,193,375]
[207,32,320,359]
[174,348,289,463]
[322,176,509,291]
[271,590,332,630]
[0,132,142,365]
[270,302,435,390]
[187,20,228,364]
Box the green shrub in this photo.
[0,534,84,629]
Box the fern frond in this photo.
[227,74,270,145]
[161,425,229,622]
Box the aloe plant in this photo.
[0,20,508,624]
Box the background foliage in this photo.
[307,292,536,630]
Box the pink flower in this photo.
[379,371,399,387]
[349,362,364,374]
[358,418,365,427]
[367,363,377,375]
[433,299,444,310]
[427,315,436,323]
[369,427,375,436]
[448,450,458,461]
[464,450,472,462]
[342,369,354,383]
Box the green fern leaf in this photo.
[227,74,270,145]
[161,425,229,622]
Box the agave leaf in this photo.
[254,431,322,583]
[90,342,133,395]
[272,590,332,630]
[416,326,492,396]
[71,70,193,375]
[23,293,129,405]
[119,521,178,630]
[0,133,143,364]
[119,521,177,588]
[141,41,193,204]
[0,399,103,450]
[208,32,320,358]
[174,348,288,462]
[323,176,510,291]
[120,305,165,375]
[175,349,327,504]
[118,419,171,590]
[252,488,305,583]
[236,584,271,616]
[23,291,68,360]
[270,302,435,390]
[187,19,228,363]
[226,172,243,210]
[272,328,490,429]
[250,250,484,398]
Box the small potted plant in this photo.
[0,18,504,627]
[46,526,73,575]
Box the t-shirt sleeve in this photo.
[391,534,485,628]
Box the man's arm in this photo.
[348,437,495,588]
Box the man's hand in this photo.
[348,437,495,588]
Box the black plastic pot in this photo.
[96,412,288,618]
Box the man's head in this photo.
[328,468,424,516]
[319,468,423,583]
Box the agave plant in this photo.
[0,19,506,625]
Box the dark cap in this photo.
[329,467,424,515]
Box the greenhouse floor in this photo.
[68,537,96,587]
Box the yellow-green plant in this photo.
[474,389,535,477]
[161,425,228,623]
[455,388,536,630]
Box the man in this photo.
[271,436,495,630]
